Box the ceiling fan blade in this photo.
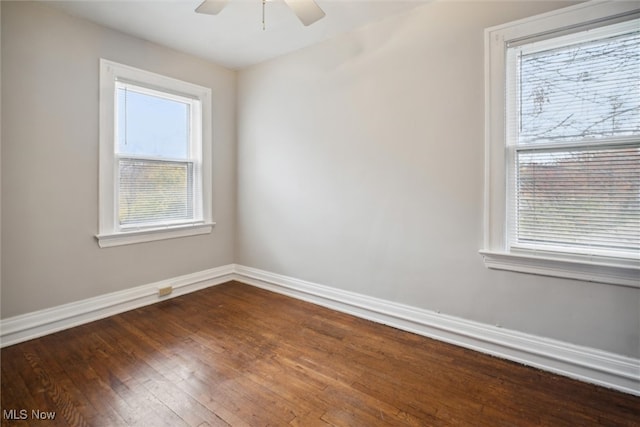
[283,0,326,26]
[195,0,229,15]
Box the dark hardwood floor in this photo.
[1,281,638,426]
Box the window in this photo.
[481,2,639,287]
[97,59,213,247]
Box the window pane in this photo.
[516,146,640,255]
[117,86,190,159]
[119,159,193,226]
[518,26,640,144]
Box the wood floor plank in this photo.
[27,338,125,427]
[2,281,639,426]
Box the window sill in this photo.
[479,250,639,288]
[96,223,215,248]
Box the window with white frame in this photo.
[97,59,213,247]
[482,2,639,287]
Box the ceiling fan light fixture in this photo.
[195,0,228,15]
[283,0,325,26]
[195,0,325,27]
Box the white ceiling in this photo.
[47,0,428,69]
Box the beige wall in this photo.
[1,1,236,317]
[237,1,640,358]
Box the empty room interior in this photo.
[1,0,639,425]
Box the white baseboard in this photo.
[0,264,235,348]
[2,263,638,396]
[233,265,640,396]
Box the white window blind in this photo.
[118,159,194,226]
[506,18,640,260]
[515,147,639,256]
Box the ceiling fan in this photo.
[195,0,326,27]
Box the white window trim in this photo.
[481,1,640,288]
[97,59,214,248]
